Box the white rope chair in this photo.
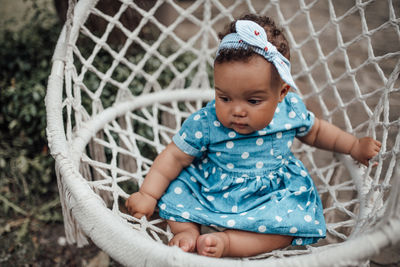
[46,0,400,266]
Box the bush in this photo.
[0,2,62,219]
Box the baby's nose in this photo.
[233,105,247,117]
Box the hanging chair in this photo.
[46,0,400,266]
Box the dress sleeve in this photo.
[287,93,315,137]
[172,109,209,157]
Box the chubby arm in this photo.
[298,118,381,166]
[125,142,194,219]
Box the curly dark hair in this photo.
[215,14,290,64]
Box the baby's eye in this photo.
[219,96,230,102]
[248,99,261,105]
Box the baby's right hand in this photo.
[125,191,157,219]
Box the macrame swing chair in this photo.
[46,0,400,266]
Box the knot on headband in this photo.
[216,20,298,91]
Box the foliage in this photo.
[0,2,62,216]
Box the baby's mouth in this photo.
[232,122,248,129]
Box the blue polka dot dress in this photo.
[158,92,326,246]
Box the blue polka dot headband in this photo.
[216,20,298,91]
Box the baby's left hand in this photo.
[350,137,381,166]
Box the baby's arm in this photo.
[298,118,381,166]
[125,142,194,219]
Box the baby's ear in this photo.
[278,83,290,102]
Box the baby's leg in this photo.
[167,220,200,252]
[197,229,292,257]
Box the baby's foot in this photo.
[169,230,199,252]
[196,233,228,258]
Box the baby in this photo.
[126,14,381,258]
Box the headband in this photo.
[216,20,298,91]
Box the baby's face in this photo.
[214,56,287,135]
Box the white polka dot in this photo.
[241,152,249,159]
[304,215,312,222]
[259,205,266,210]
[214,121,220,127]
[277,178,281,184]
[276,132,282,139]
[276,107,280,113]
[300,186,307,192]
[256,138,264,146]
[203,187,210,192]
[195,207,202,210]
[299,127,306,132]
[240,212,247,216]
[177,204,184,208]
[223,192,229,198]
[270,119,274,125]
[222,185,229,190]
[190,176,197,183]
[290,227,298,233]
[226,141,234,149]
[220,215,228,218]
[169,217,176,221]
[291,97,298,103]
[285,123,292,130]
[195,131,203,139]
[240,187,248,192]
[207,196,215,201]
[212,167,216,174]
[227,163,234,169]
[236,177,244,183]
[287,141,292,147]
[285,172,291,179]
[258,225,267,232]
[268,172,274,179]
[193,114,201,120]
[270,149,274,155]
[232,206,238,212]
[302,113,306,120]
[181,132,187,139]
[318,229,323,235]
[204,171,209,178]
[227,220,236,227]
[275,216,283,222]
[216,152,221,157]
[160,203,166,210]
[228,131,236,138]
[260,185,267,190]
[295,238,303,245]
[221,173,227,179]
[315,220,320,225]
[288,209,293,213]
[182,212,190,219]
[174,187,182,194]
[202,158,208,164]
[300,170,307,177]
[258,130,267,135]
[306,201,311,206]
[247,217,255,220]
[289,111,296,119]
[256,161,264,168]
[298,204,304,210]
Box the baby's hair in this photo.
[216,14,290,63]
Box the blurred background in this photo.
[0,0,121,265]
[0,0,399,266]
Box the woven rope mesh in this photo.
[60,0,400,260]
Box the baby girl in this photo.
[126,14,381,258]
